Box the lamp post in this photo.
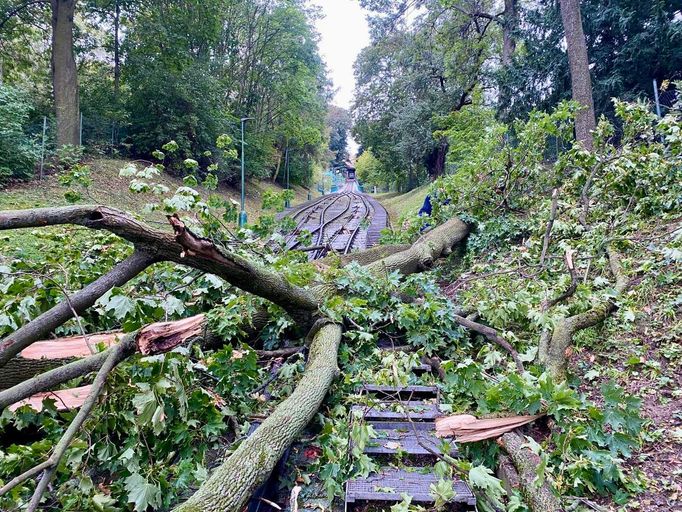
[239,117,253,227]
[284,146,291,208]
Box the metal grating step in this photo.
[356,384,439,401]
[412,363,433,375]
[352,401,441,421]
[345,467,476,507]
[365,421,458,457]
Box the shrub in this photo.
[0,85,39,184]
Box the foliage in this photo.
[353,0,499,189]
[355,149,387,188]
[0,84,39,184]
[327,106,352,168]
[500,0,682,122]
[122,0,329,185]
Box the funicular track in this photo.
[282,181,386,259]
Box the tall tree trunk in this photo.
[502,0,516,66]
[51,0,80,147]
[559,0,596,150]
[113,0,120,98]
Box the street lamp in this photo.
[239,117,253,227]
[284,146,291,208]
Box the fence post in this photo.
[39,116,47,180]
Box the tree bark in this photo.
[51,0,80,147]
[113,0,120,99]
[559,0,596,150]
[365,217,469,275]
[502,0,516,66]
[332,243,411,267]
[173,323,342,512]
[497,431,564,512]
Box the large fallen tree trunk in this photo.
[497,431,564,512]
[174,323,342,512]
[0,205,470,511]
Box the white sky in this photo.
[314,0,371,111]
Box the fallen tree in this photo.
[0,205,470,511]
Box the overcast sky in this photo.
[314,0,371,111]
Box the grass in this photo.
[0,157,319,260]
[371,184,430,221]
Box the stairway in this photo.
[345,383,477,510]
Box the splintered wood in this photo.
[435,413,544,443]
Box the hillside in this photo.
[0,158,316,259]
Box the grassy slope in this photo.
[370,184,430,221]
[0,158,317,258]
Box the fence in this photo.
[26,113,130,179]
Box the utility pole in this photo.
[239,117,253,227]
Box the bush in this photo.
[0,85,39,184]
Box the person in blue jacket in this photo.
[418,194,432,217]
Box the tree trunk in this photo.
[271,150,282,183]
[497,431,564,512]
[51,0,80,147]
[502,0,516,66]
[113,0,120,98]
[366,217,468,275]
[173,323,342,512]
[559,0,596,150]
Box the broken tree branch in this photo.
[497,431,564,512]
[365,217,469,275]
[540,188,560,265]
[544,247,630,379]
[0,206,319,316]
[173,323,342,512]
[0,250,155,367]
[453,314,525,373]
[0,316,203,410]
[0,338,131,500]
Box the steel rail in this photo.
[343,193,372,254]
[310,193,354,259]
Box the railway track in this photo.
[282,180,386,259]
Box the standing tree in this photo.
[51,0,79,147]
[327,105,352,167]
[558,0,596,149]
[0,0,80,147]
[502,0,516,66]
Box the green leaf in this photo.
[124,473,161,512]
[132,389,157,426]
[93,493,118,512]
[102,293,136,320]
[469,465,506,507]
